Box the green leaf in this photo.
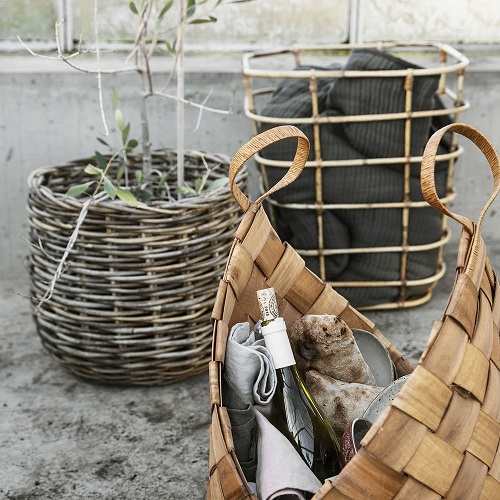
[121,122,130,145]
[134,170,143,184]
[115,109,125,131]
[176,185,196,195]
[97,137,110,147]
[206,176,229,192]
[116,188,138,206]
[186,0,196,18]
[129,1,139,14]
[111,87,119,110]
[189,15,217,24]
[195,173,209,192]
[116,163,126,181]
[103,176,118,199]
[84,164,102,176]
[127,139,139,150]
[94,151,108,170]
[66,181,95,197]
[157,173,170,188]
[158,0,174,21]
[165,39,176,55]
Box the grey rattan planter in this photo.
[26,150,247,385]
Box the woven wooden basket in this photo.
[208,124,500,498]
[27,150,247,385]
[242,42,470,310]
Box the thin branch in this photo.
[34,153,119,311]
[195,87,214,130]
[196,154,211,192]
[135,0,155,175]
[17,29,136,75]
[34,192,107,311]
[22,236,60,262]
[93,0,109,136]
[149,89,232,115]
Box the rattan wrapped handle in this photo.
[421,123,500,234]
[229,125,310,212]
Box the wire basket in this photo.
[208,124,500,499]
[27,150,247,385]
[242,42,470,309]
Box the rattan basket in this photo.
[208,125,500,498]
[27,150,247,385]
[242,42,470,310]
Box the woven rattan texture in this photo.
[242,42,470,310]
[208,125,500,499]
[27,150,247,385]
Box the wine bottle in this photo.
[256,287,341,481]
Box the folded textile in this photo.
[254,410,322,500]
[328,48,440,160]
[224,321,276,406]
[223,322,277,481]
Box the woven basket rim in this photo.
[27,150,247,212]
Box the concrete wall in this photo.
[2,46,500,279]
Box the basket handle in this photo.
[421,122,500,234]
[229,125,310,212]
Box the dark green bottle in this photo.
[256,288,342,481]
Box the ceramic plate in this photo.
[352,328,395,387]
[362,375,410,423]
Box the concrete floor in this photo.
[0,235,491,498]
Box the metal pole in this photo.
[349,0,363,44]
[57,0,74,53]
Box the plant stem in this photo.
[176,0,187,190]
[137,0,154,177]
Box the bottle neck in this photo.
[261,317,296,369]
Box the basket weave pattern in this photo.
[208,125,500,498]
[242,42,470,310]
[27,150,247,385]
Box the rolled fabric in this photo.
[289,314,376,385]
[305,370,384,441]
[224,322,276,406]
[223,322,277,481]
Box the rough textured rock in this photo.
[305,370,383,440]
[289,314,375,385]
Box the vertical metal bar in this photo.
[309,72,326,281]
[57,0,74,52]
[399,68,414,305]
[349,0,363,44]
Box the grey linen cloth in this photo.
[258,48,453,307]
[223,322,276,481]
[254,410,322,500]
[224,322,324,498]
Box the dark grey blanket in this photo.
[258,49,453,307]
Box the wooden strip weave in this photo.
[208,124,500,499]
